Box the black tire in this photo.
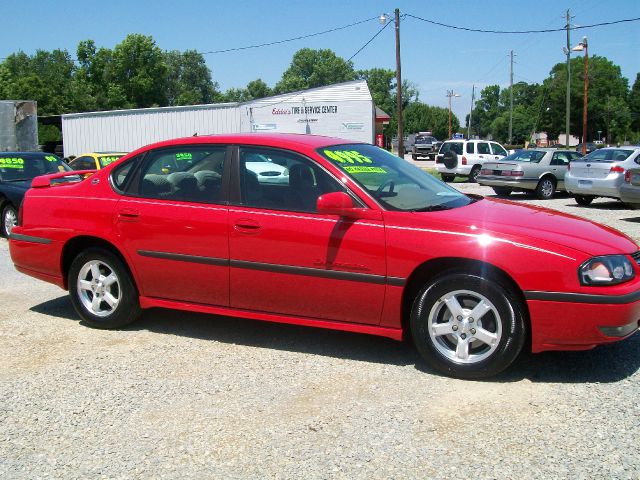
[535,177,556,200]
[1,204,17,237]
[492,187,512,197]
[574,195,594,206]
[469,165,481,183]
[68,247,141,329]
[412,155,417,161]
[410,273,526,379]
[441,174,455,183]
[442,151,458,169]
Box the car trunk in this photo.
[481,162,521,175]
[570,161,614,179]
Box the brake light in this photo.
[461,156,467,165]
[625,171,632,183]
[480,169,491,175]
[508,171,524,177]
[610,166,625,174]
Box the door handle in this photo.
[234,219,261,234]
[117,208,140,222]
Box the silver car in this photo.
[477,149,582,199]
[564,147,640,205]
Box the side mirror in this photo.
[316,192,382,220]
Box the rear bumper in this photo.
[477,176,538,190]
[527,293,640,352]
[9,232,65,289]
[436,164,472,176]
[618,183,640,205]
[564,174,622,198]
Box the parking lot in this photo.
[1,185,639,479]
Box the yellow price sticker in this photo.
[343,166,387,174]
[323,149,372,164]
[45,156,58,162]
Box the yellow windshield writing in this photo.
[45,155,58,162]
[176,152,193,161]
[343,166,387,174]
[100,156,121,165]
[323,149,372,164]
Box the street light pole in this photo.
[572,36,589,155]
[564,9,572,147]
[394,9,404,158]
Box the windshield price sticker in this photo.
[343,166,387,174]
[0,157,25,169]
[45,156,58,162]
[176,152,193,161]
[323,149,372,164]
[101,156,120,165]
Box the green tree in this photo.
[164,50,218,106]
[358,68,395,115]
[403,102,459,140]
[109,34,167,108]
[628,73,640,135]
[274,48,356,94]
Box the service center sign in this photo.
[246,100,373,143]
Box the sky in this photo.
[1,0,639,122]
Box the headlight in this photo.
[579,255,635,286]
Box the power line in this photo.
[198,16,379,55]
[348,17,395,61]
[405,13,640,34]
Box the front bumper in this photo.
[526,293,640,352]
[477,175,539,190]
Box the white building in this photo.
[61,80,376,157]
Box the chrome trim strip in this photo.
[137,250,229,267]
[524,289,640,305]
[8,233,52,244]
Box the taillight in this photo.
[625,171,632,183]
[461,156,467,165]
[610,166,625,174]
[480,169,491,175]
[17,203,23,226]
[508,171,524,177]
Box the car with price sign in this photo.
[68,152,127,171]
[8,134,640,379]
[0,152,71,237]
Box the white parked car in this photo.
[564,147,640,205]
[243,152,289,184]
[436,139,509,182]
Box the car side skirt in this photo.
[139,296,405,341]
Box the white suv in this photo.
[436,139,508,182]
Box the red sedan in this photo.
[8,134,640,379]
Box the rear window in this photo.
[440,142,463,155]
[502,150,546,163]
[0,153,70,181]
[582,149,634,163]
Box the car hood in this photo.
[415,197,637,256]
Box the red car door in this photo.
[228,146,386,325]
[114,146,231,306]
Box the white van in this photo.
[436,139,508,182]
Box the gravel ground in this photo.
[1,189,640,479]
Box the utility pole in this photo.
[565,9,572,147]
[394,8,404,158]
[467,84,475,139]
[446,90,460,138]
[508,50,515,144]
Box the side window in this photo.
[239,147,344,213]
[138,147,226,203]
[69,156,95,171]
[491,143,508,156]
[570,152,584,161]
[477,142,491,155]
[551,152,569,166]
[465,142,475,154]
[111,155,141,191]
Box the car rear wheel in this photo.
[2,204,17,237]
[492,187,512,197]
[68,248,141,329]
[535,177,556,200]
[469,165,481,183]
[410,273,526,379]
[441,174,455,183]
[574,195,594,206]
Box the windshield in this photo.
[439,142,463,155]
[415,136,434,144]
[502,150,546,163]
[318,144,473,211]
[99,154,125,167]
[580,149,634,163]
[0,154,70,181]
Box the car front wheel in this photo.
[441,174,455,182]
[410,273,526,379]
[2,204,17,237]
[68,248,141,329]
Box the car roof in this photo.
[79,152,128,156]
[132,133,360,155]
[0,151,54,156]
